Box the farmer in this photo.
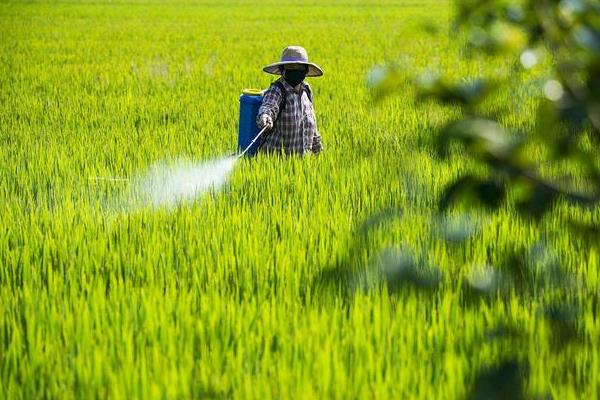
[256,45,323,155]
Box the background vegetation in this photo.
[1,0,598,398]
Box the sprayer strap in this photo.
[304,84,313,103]
[272,81,286,114]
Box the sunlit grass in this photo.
[0,1,598,398]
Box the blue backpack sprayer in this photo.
[237,82,312,158]
[237,88,267,158]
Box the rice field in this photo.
[1,0,599,398]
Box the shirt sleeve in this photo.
[256,85,283,126]
[308,87,322,153]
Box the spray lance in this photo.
[237,125,269,158]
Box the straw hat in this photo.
[262,46,323,77]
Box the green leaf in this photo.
[416,74,497,106]
[439,175,506,211]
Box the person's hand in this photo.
[259,114,273,130]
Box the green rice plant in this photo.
[0,1,598,399]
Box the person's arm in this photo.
[309,93,323,153]
[303,83,323,154]
[256,85,283,129]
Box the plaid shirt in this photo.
[256,77,323,155]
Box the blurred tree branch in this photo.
[363,2,600,395]
[369,0,600,221]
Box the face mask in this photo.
[283,69,306,87]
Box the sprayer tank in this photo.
[238,89,264,157]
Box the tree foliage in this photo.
[363,1,600,396]
[371,0,600,221]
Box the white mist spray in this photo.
[127,156,238,209]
